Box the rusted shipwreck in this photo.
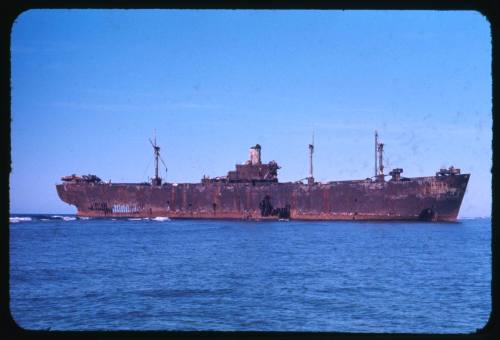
[56,132,469,221]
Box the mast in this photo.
[374,130,385,181]
[378,142,384,176]
[375,130,378,177]
[149,132,162,186]
[308,131,314,185]
[154,135,159,181]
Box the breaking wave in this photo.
[127,217,154,221]
[9,217,32,223]
[51,215,77,221]
[152,216,171,222]
[9,215,80,223]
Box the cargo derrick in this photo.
[56,132,470,222]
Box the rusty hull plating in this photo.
[56,138,470,222]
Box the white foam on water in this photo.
[78,216,91,220]
[51,215,77,221]
[128,218,142,221]
[152,216,170,222]
[40,219,49,221]
[10,217,32,223]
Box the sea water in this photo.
[9,215,491,333]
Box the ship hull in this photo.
[56,174,469,222]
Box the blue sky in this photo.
[10,10,491,217]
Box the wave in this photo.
[128,218,142,221]
[9,217,32,223]
[51,215,77,221]
[10,215,81,223]
[152,216,170,222]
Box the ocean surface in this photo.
[9,215,491,333]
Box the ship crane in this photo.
[149,136,168,186]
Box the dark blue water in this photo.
[10,215,491,333]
